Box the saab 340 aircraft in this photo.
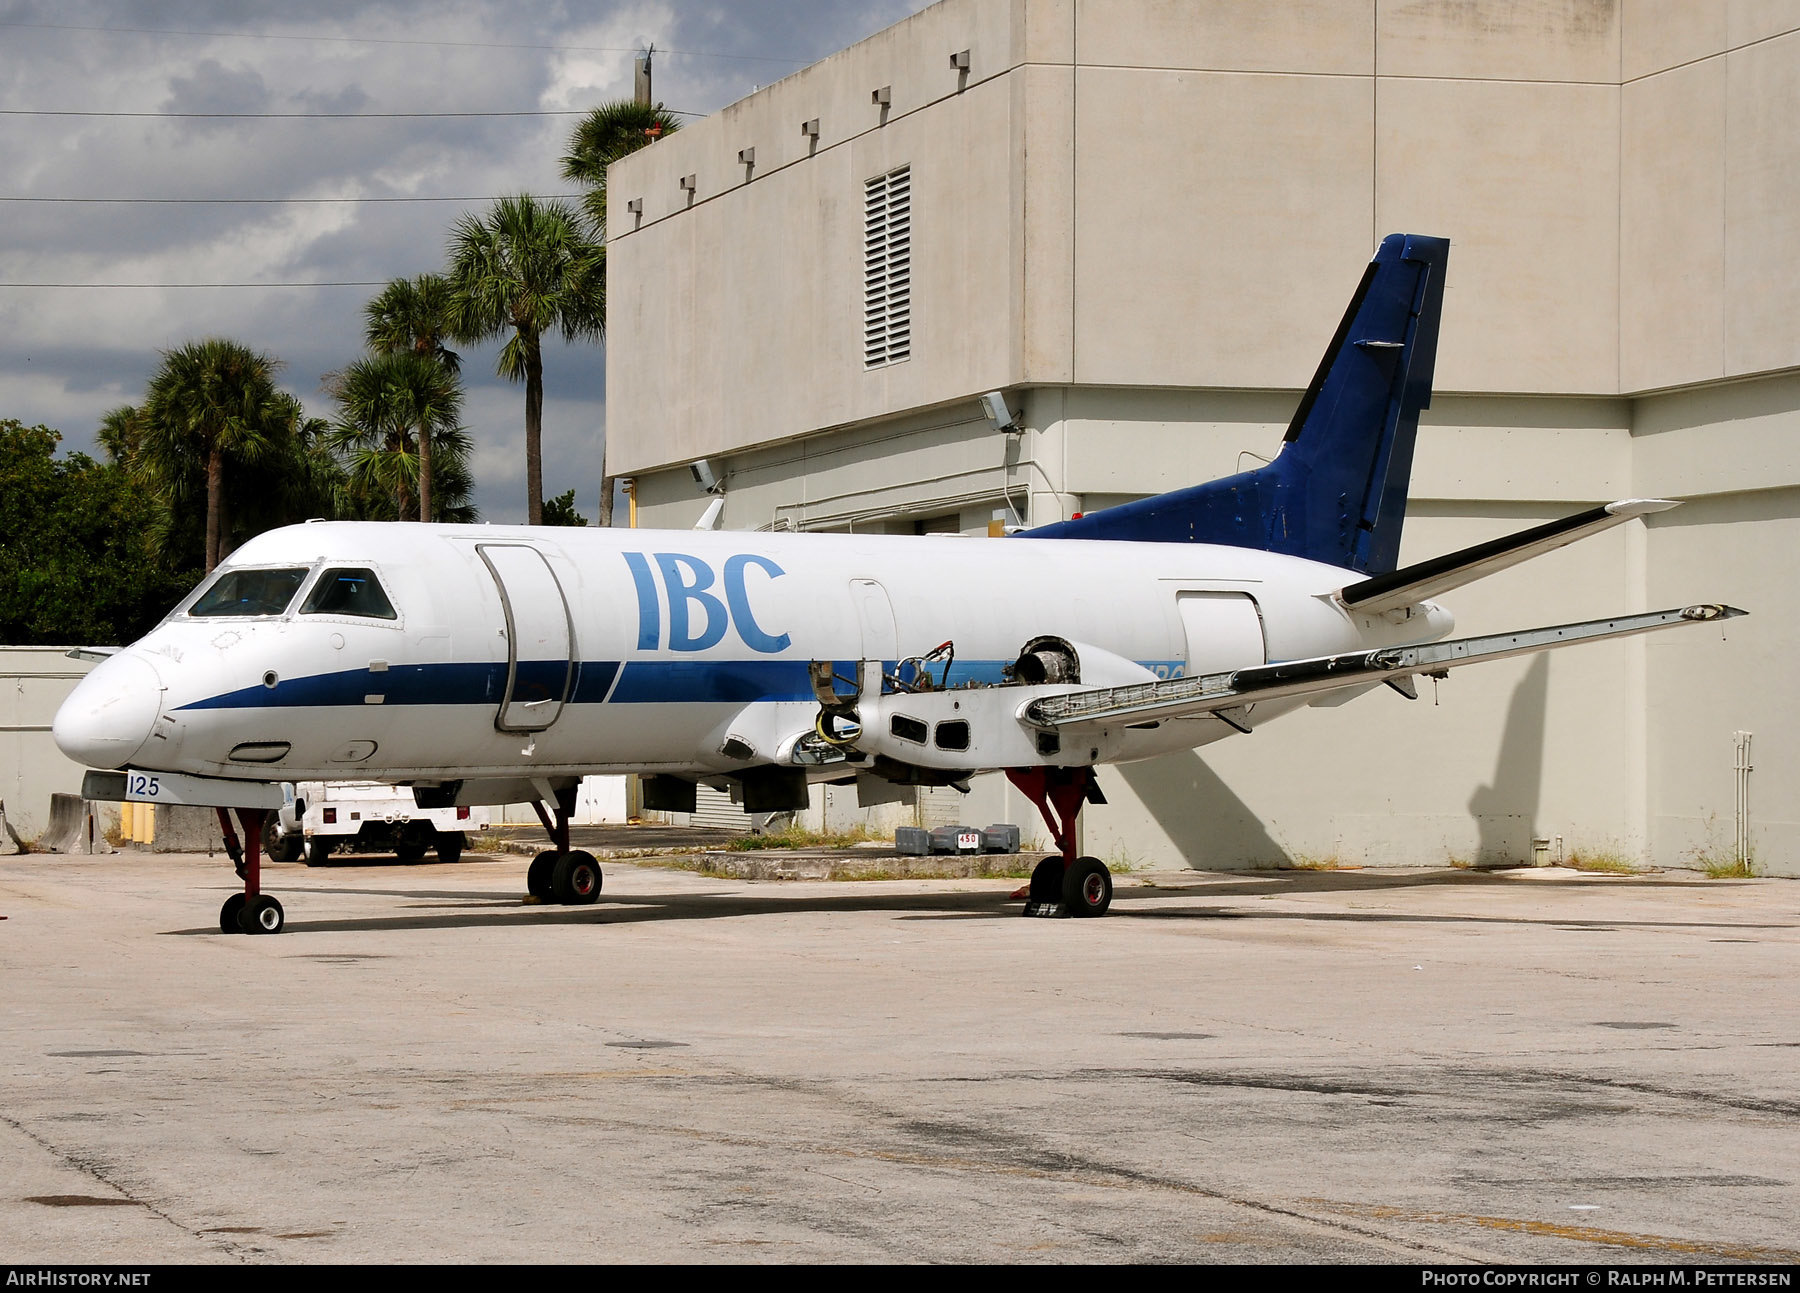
[55,234,1742,934]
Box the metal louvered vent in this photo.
[863,165,912,368]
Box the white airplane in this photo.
[55,234,1742,934]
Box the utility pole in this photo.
[600,44,656,535]
[634,44,653,107]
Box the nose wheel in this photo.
[215,807,287,933]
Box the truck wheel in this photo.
[261,816,302,864]
[395,820,433,864]
[302,837,332,867]
[435,831,465,865]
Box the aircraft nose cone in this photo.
[53,653,164,769]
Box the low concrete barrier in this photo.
[0,800,24,855]
[35,793,115,855]
[139,804,222,853]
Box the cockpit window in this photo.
[301,568,398,620]
[187,567,309,618]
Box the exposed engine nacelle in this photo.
[1009,635,1080,685]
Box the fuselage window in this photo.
[301,568,398,620]
[187,567,309,618]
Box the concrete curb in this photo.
[488,833,1041,880]
[490,837,719,861]
[685,849,1038,881]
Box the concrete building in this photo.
[604,0,1800,874]
[0,647,106,842]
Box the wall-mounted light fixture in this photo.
[800,118,820,139]
[690,458,724,494]
[871,85,891,106]
[737,147,756,177]
[679,174,696,193]
[981,391,1020,435]
[950,50,971,71]
[626,197,643,215]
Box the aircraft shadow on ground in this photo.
[158,869,1791,937]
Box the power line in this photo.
[0,107,704,119]
[0,282,387,289]
[0,19,807,66]
[0,194,583,205]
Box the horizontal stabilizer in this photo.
[1023,603,1743,731]
[1338,499,1679,616]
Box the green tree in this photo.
[364,273,462,521]
[136,339,298,571]
[328,350,465,523]
[0,420,199,644]
[445,194,601,526]
[561,100,680,526]
[96,405,140,464]
[540,489,588,527]
[560,100,683,241]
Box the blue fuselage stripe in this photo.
[175,657,1192,711]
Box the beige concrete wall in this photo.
[1620,9,1800,391]
[0,647,101,840]
[612,0,1800,478]
[609,1,1800,876]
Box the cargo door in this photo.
[850,578,897,696]
[1177,592,1266,677]
[478,544,574,732]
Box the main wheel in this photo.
[551,851,602,906]
[219,893,247,934]
[1062,856,1112,917]
[527,851,558,900]
[1028,856,1064,904]
[262,817,302,864]
[394,821,433,864]
[435,831,466,865]
[238,894,285,935]
[301,836,333,867]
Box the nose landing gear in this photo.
[215,807,285,934]
[1006,766,1113,918]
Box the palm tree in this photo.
[136,339,295,571]
[364,274,462,519]
[561,100,680,527]
[328,351,464,522]
[445,194,601,526]
[560,99,683,240]
[96,405,140,465]
[365,273,461,374]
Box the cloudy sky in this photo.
[0,0,928,521]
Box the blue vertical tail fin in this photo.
[1025,233,1448,575]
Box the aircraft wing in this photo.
[1022,603,1743,732]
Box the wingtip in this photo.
[1681,603,1749,621]
[1606,498,1681,517]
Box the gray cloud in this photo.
[0,0,928,522]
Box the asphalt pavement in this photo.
[1,847,1796,1264]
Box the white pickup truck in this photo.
[266,781,489,865]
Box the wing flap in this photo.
[1024,603,1743,731]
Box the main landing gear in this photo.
[1005,766,1113,918]
[216,807,285,934]
[523,787,603,906]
